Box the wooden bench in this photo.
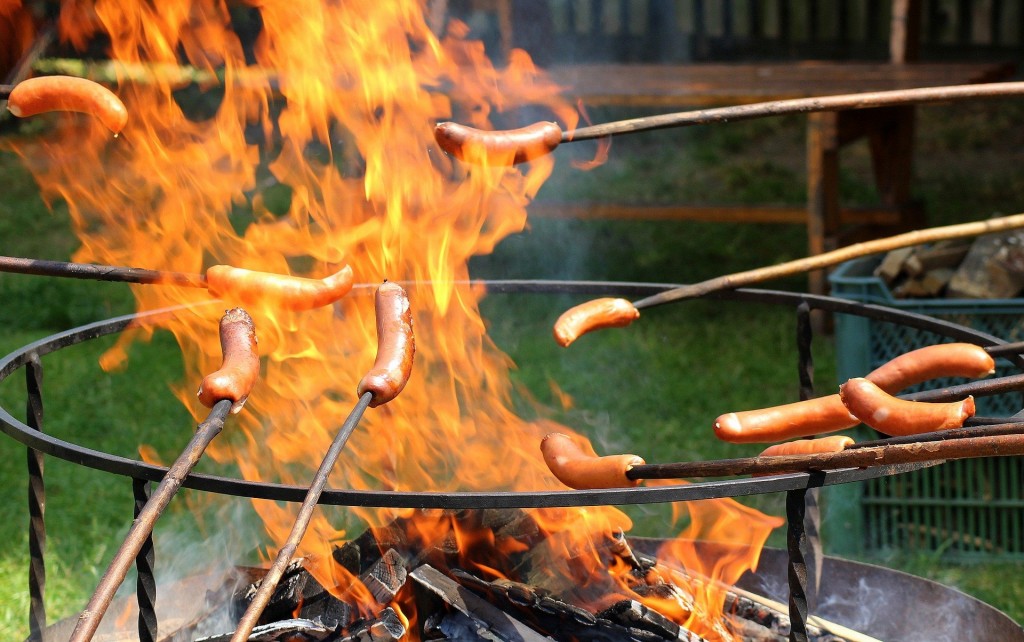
[456,0,1017,294]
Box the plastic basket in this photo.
[828,255,1024,560]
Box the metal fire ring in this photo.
[0,280,1018,509]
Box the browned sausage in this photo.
[197,308,260,414]
[205,265,353,311]
[714,397,856,444]
[6,76,128,134]
[540,433,644,489]
[866,343,994,393]
[758,435,854,457]
[839,377,975,436]
[434,121,562,165]
[714,342,995,443]
[357,281,415,407]
[553,298,640,347]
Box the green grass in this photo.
[2,97,1024,638]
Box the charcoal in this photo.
[598,600,681,639]
[449,569,687,642]
[196,618,331,641]
[337,607,407,642]
[410,564,553,642]
[231,559,355,630]
[361,548,408,605]
[424,610,496,641]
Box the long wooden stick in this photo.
[626,431,1024,480]
[632,212,1024,309]
[564,81,1024,143]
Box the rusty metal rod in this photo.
[631,212,1024,310]
[564,81,1024,143]
[850,421,1024,450]
[68,399,232,642]
[626,431,1024,480]
[230,391,374,642]
[0,255,206,288]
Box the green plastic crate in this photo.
[826,255,1024,560]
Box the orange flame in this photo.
[4,0,782,634]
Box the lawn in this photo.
[1,97,1024,639]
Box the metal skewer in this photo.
[68,398,233,642]
[0,255,206,287]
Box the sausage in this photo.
[758,435,854,457]
[434,121,562,165]
[540,432,645,489]
[357,281,415,407]
[865,343,995,393]
[553,298,640,347]
[714,342,995,443]
[6,76,128,135]
[197,308,260,414]
[205,264,353,311]
[839,377,975,436]
[714,397,857,444]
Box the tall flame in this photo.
[4,0,780,637]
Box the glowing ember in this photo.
[3,0,781,638]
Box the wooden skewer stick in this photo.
[631,211,1024,310]
[563,81,1024,144]
[0,84,12,100]
[626,431,1024,480]
[0,255,206,287]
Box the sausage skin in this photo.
[197,308,260,414]
[357,282,415,408]
[205,265,353,311]
[553,298,640,347]
[540,432,645,490]
[758,435,854,457]
[7,76,128,134]
[434,121,562,165]
[714,342,994,443]
[839,377,975,436]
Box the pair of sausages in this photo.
[714,343,992,443]
[197,282,415,413]
[6,75,128,134]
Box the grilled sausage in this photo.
[540,432,644,489]
[6,76,128,134]
[205,265,354,311]
[553,298,640,347]
[197,308,260,414]
[434,121,562,165]
[758,435,854,457]
[839,377,975,436]
[865,343,995,392]
[714,342,995,443]
[357,281,415,408]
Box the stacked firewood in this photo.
[875,230,1024,299]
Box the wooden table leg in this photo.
[806,112,840,297]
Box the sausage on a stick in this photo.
[197,308,260,414]
[205,264,354,311]
[714,343,994,443]
[758,435,854,457]
[840,377,975,436]
[541,432,645,489]
[553,297,640,347]
[357,281,415,407]
[434,121,562,165]
[6,75,128,134]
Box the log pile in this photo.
[874,230,1024,299]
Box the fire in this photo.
[3,0,782,637]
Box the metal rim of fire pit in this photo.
[0,279,1020,510]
